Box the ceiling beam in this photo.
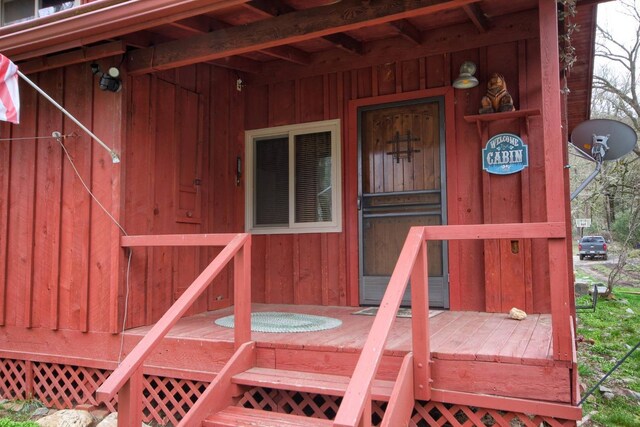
[389,19,423,44]
[246,0,364,55]
[463,4,489,32]
[170,14,310,65]
[127,0,479,74]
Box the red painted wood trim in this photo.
[0,0,251,60]
[233,237,252,349]
[538,0,572,362]
[430,388,582,420]
[422,222,565,240]
[178,341,256,427]
[380,353,414,427]
[120,233,236,247]
[96,233,249,402]
[118,366,143,427]
[410,241,430,400]
[334,227,425,427]
[463,108,541,123]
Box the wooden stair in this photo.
[202,367,396,426]
[203,406,333,426]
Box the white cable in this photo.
[0,133,75,141]
[119,249,133,364]
[55,133,127,236]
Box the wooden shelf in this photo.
[464,108,540,140]
[463,108,541,123]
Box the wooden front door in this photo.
[359,98,448,307]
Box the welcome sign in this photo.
[482,133,529,175]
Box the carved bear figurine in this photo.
[479,73,515,114]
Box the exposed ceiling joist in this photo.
[245,0,364,55]
[463,3,489,32]
[389,19,423,44]
[127,0,480,74]
[169,14,309,65]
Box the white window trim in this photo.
[245,119,342,235]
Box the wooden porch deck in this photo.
[124,303,554,365]
[123,304,572,405]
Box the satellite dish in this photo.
[571,119,637,161]
[569,119,638,200]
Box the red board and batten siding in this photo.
[246,40,552,313]
[0,61,123,333]
[0,26,559,333]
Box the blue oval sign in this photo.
[482,133,529,175]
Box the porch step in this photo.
[203,406,333,426]
[232,367,395,401]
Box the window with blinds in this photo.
[246,119,341,234]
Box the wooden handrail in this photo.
[334,227,426,427]
[96,233,251,405]
[334,221,570,426]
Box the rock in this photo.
[508,307,527,320]
[574,281,590,296]
[31,407,49,417]
[36,409,93,427]
[603,392,615,400]
[4,401,24,412]
[599,385,613,393]
[625,308,635,314]
[96,412,151,427]
[623,389,640,401]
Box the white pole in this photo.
[17,70,120,163]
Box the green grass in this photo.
[0,420,38,427]
[576,286,640,426]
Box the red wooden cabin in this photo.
[0,0,600,425]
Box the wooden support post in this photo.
[25,360,33,399]
[234,237,252,349]
[410,237,431,400]
[118,367,143,427]
[538,0,572,361]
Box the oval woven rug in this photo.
[214,311,342,333]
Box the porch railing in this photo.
[334,221,569,427]
[95,233,252,426]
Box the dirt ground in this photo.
[573,249,640,289]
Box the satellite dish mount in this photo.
[569,119,636,200]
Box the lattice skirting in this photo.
[2,359,577,427]
[0,358,207,426]
[238,387,578,427]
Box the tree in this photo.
[579,0,640,293]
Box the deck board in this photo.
[124,304,555,365]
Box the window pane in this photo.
[295,131,332,223]
[255,137,289,226]
[3,0,34,25]
[39,0,75,17]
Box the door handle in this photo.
[357,196,362,211]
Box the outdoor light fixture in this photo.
[453,61,479,89]
[91,63,122,93]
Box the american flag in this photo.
[0,54,20,124]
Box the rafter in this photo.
[246,0,364,55]
[169,14,310,65]
[463,3,489,32]
[127,0,479,74]
[19,41,126,74]
[389,19,423,44]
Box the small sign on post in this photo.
[575,218,591,228]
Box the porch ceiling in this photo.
[0,0,600,131]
